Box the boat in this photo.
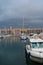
[20,33,28,40]
[0,34,12,39]
[20,17,27,40]
[0,35,3,39]
[3,34,12,37]
[25,38,43,63]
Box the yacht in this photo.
[25,38,43,63]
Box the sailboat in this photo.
[20,17,27,40]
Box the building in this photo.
[0,27,43,35]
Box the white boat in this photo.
[3,34,12,37]
[20,33,27,40]
[0,34,4,38]
[25,38,43,63]
[20,17,28,40]
[0,34,12,38]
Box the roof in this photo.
[30,38,43,42]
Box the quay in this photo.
[0,27,43,35]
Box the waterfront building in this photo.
[0,27,43,35]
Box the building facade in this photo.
[0,28,43,35]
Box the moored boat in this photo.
[25,38,43,63]
[20,33,28,40]
[0,34,4,39]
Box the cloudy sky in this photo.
[0,0,43,21]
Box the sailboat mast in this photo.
[23,17,24,28]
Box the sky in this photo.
[0,0,43,21]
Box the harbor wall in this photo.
[0,27,43,35]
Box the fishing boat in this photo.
[25,38,43,63]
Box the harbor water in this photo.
[0,37,42,65]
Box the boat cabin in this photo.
[30,39,43,48]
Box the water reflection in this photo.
[0,37,29,46]
[0,37,20,44]
[25,51,42,65]
[21,39,28,43]
[0,37,42,65]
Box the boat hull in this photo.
[25,46,43,63]
[30,55,43,63]
[20,36,28,40]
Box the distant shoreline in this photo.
[0,28,43,35]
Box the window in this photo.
[31,42,43,48]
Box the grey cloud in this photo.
[0,0,43,21]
